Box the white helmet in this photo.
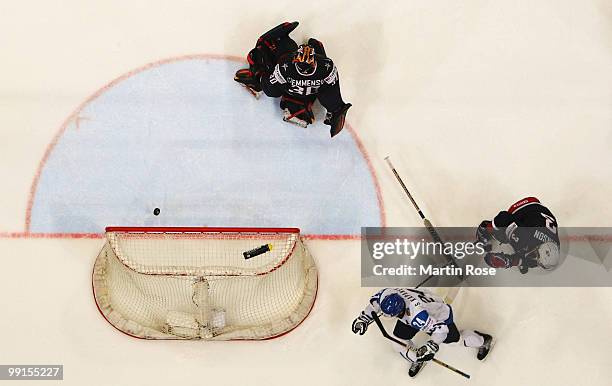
[536,242,560,270]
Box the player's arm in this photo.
[251,21,299,74]
[261,63,288,97]
[422,301,452,324]
[317,62,343,111]
[258,21,298,42]
[481,217,528,271]
[484,251,522,270]
[317,60,352,137]
[479,197,545,247]
[483,227,540,273]
[476,209,516,249]
[351,289,384,335]
[481,211,545,272]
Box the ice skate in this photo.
[476,331,494,361]
[408,360,427,377]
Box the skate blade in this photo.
[478,337,496,362]
[237,84,261,99]
[409,361,427,378]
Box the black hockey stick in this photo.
[370,312,471,379]
[384,156,462,288]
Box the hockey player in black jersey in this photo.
[476,197,560,274]
[234,21,351,137]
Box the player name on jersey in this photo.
[285,77,325,87]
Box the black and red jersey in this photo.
[261,55,345,112]
[491,197,560,253]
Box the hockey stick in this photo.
[370,312,471,379]
[237,83,261,99]
[384,156,462,288]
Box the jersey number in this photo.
[541,213,557,233]
[288,85,319,96]
[409,289,436,304]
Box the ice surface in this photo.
[0,1,611,385]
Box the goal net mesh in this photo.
[93,227,318,340]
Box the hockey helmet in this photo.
[293,44,316,75]
[536,242,560,270]
[380,293,406,317]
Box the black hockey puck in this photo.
[153,208,160,216]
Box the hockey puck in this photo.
[153,208,160,216]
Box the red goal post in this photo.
[93,227,318,340]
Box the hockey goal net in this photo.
[93,227,318,340]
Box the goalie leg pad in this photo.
[280,95,315,127]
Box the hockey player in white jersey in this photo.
[352,287,493,377]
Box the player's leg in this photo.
[461,328,494,360]
[280,95,316,127]
[391,321,426,377]
[443,323,462,344]
[392,320,418,353]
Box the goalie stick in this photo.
[384,156,463,288]
[370,312,471,379]
[241,85,261,99]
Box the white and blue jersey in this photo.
[364,288,454,344]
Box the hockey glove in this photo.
[484,252,512,269]
[351,311,374,335]
[476,220,494,250]
[234,69,263,93]
[324,103,351,138]
[253,22,299,73]
[408,340,439,363]
[485,252,522,270]
[246,45,275,76]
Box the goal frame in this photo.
[92,226,318,340]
